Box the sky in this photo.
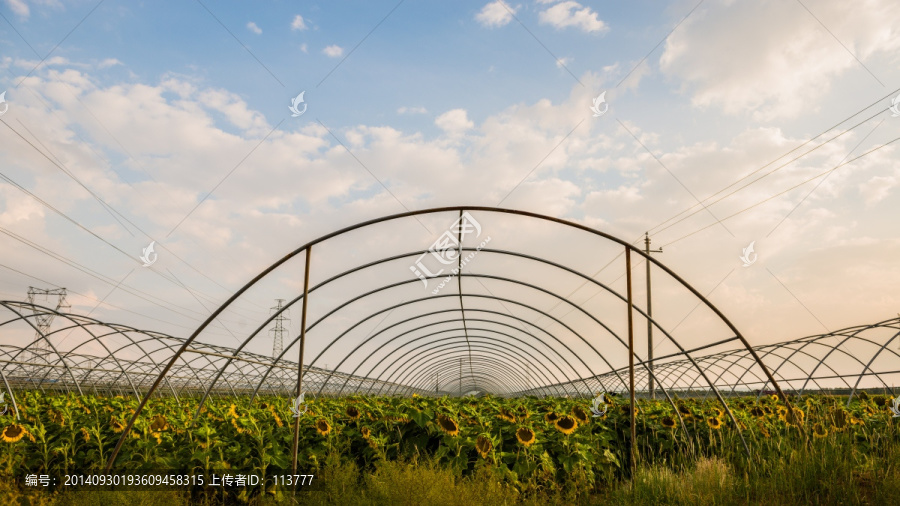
[1,0,899,388]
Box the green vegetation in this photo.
[0,391,897,504]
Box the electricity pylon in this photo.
[270,299,289,360]
[26,287,69,374]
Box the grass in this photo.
[6,436,898,506]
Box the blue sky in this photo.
[1,0,899,375]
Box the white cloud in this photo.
[434,109,474,134]
[323,45,344,58]
[475,1,515,28]
[98,58,122,69]
[659,0,900,120]
[5,0,28,17]
[246,22,262,35]
[300,43,308,54]
[397,106,428,115]
[291,14,307,31]
[538,1,607,33]
[555,56,572,69]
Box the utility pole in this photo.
[270,299,289,360]
[644,233,663,399]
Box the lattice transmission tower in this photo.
[270,299,289,360]
[25,287,69,369]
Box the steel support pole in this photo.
[291,247,312,476]
[626,248,637,474]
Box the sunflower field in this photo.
[0,390,898,503]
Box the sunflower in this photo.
[750,406,765,418]
[227,404,239,419]
[555,415,578,435]
[677,404,692,418]
[497,408,516,423]
[110,417,126,433]
[346,406,360,420]
[857,391,869,401]
[315,418,332,436]
[516,427,536,446]
[713,407,725,419]
[149,415,168,433]
[475,435,493,459]
[661,416,676,429]
[544,412,559,424]
[831,408,848,429]
[706,417,722,430]
[783,407,804,427]
[776,406,788,420]
[571,406,589,424]
[436,414,459,436]
[813,423,828,438]
[80,427,90,442]
[360,426,371,439]
[1,424,27,443]
[770,394,779,403]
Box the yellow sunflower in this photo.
[831,408,848,430]
[346,406,360,420]
[812,423,828,438]
[315,418,332,436]
[706,417,722,430]
[475,435,493,459]
[544,412,559,424]
[783,407,804,427]
[571,406,589,424]
[436,414,459,436]
[360,426,371,439]
[516,427,536,446]
[750,406,765,418]
[227,404,239,419]
[499,408,517,423]
[555,415,578,435]
[677,405,692,419]
[1,424,27,443]
[149,415,168,433]
[110,417,126,433]
[661,416,676,429]
[80,427,90,442]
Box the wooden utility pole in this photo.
[644,233,663,399]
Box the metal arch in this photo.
[90,206,789,471]
[381,337,560,396]
[332,318,581,397]
[343,327,566,397]
[340,312,581,396]
[259,291,619,404]
[1,302,84,395]
[412,354,536,395]
[413,358,532,396]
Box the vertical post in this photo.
[625,247,637,475]
[459,358,462,396]
[291,247,312,476]
[644,233,662,399]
